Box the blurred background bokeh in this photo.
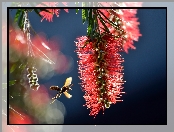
[7,7,166,125]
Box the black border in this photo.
[7,6,167,125]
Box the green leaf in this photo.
[87,24,92,37]
[75,2,79,14]
[18,10,24,30]
[10,63,17,73]
[14,9,22,23]
[82,9,88,24]
[89,9,94,34]
[82,3,87,24]
[87,9,94,38]
[9,80,16,86]
[34,9,42,18]
[76,9,79,14]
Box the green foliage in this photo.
[81,8,95,38]
[75,2,80,14]
[87,9,94,38]
[18,10,24,30]
[14,9,23,23]
[82,9,88,24]
[14,9,43,30]
[14,9,26,30]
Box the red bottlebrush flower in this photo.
[97,8,142,53]
[37,2,69,22]
[75,34,125,117]
[39,9,60,22]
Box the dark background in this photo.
[9,8,167,125]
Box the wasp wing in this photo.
[64,77,72,87]
[63,91,72,98]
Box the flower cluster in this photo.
[39,9,60,22]
[97,8,142,53]
[37,2,69,22]
[76,33,125,117]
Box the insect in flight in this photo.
[50,77,73,104]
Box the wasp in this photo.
[50,77,73,104]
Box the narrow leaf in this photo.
[82,9,87,24]
[87,9,94,38]
[18,10,24,30]
[10,64,17,73]
[14,9,22,23]
[76,9,79,14]
[34,9,42,18]
[89,9,94,36]
[87,24,92,37]
[75,2,79,14]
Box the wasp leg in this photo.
[50,92,62,104]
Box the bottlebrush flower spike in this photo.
[75,33,125,117]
